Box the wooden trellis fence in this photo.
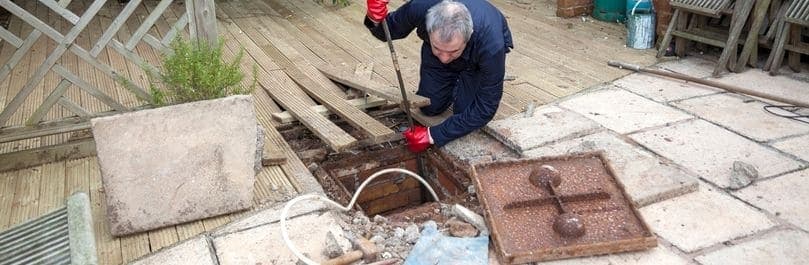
[0,0,216,145]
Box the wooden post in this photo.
[186,0,217,46]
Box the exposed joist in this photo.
[317,64,431,108]
[272,97,388,124]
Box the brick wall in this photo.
[654,0,673,38]
[557,0,594,18]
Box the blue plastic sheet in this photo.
[404,221,489,265]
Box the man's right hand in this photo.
[366,0,389,23]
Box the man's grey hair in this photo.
[425,0,473,43]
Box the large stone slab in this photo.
[629,119,804,188]
[655,57,717,78]
[130,237,216,265]
[614,73,720,103]
[213,211,350,264]
[640,186,775,252]
[91,95,258,236]
[733,169,809,231]
[536,244,689,265]
[695,230,809,265]
[523,131,698,206]
[672,93,809,142]
[771,134,809,162]
[709,69,809,106]
[440,130,519,167]
[484,106,602,153]
[559,88,693,134]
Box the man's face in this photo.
[429,32,466,64]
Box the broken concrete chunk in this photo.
[373,215,389,224]
[323,231,344,259]
[446,217,479,237]
[91,95,258,236]
[729,161,759,190]
[405,224,420,244]
[451,204,489,236]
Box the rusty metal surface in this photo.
[472,152,657,264]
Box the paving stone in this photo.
[709,69,809,106]
[484,105,603,153]
[672,93,809,142]
[771,134,809,162]
[559,88,693,134]
[615,73,720,103]
[213,211,350,264]
[629,119,804,188]
[536,244,689,265]
[695,230,809,265]
[130,237,216,265]
[640,186,775,252]
[734,169,809,231]
[655,57,717,78]
[212,197,329,236]
[523,131,698,207]
[91,95,258,236]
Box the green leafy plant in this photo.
[141,37,256,106]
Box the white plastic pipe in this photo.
[281,168,441,265]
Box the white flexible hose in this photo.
[281,168,441,265]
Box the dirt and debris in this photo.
[728,160,759,190]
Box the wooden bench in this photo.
[657,0,757,76]
[765,0,809,75]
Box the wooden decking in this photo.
[0,0,656,264]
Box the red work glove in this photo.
[403,125,432,153]
[366,0,389,23]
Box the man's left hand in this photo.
[403,125,431,153]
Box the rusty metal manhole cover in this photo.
[472,152,656,264]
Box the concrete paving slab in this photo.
[709,69,809,106]
[629,119,804,188]
[771,134,809,162]
[536,244,689,265]
[484,106,603,153]
[559,88,693,134]
[655,57,717,78]
[130,237,216,265]
[440,130,519,168]
[91,95,258,236]
[213,211,350,265]
[614,73,720,103]
[672,93,809,142]
[734,169,809,231]
[523,131,698,207]
[640,186,775,252]
[695,230,809,265]
[212,197,328,236]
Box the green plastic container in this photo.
[593,0,627,22]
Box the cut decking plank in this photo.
[64,158,90,196]
[0,170,18,229]
[225,24,356,152]
[147,225,180,252]
[219,25,286,165]
[120,233,150,263]
[257,32,396,143]
[272,96,388,124]
[8,166,42,226]
[176,221,206,241]
[318,64,430,108]
[89,157,123,265]
[36,161,66,215]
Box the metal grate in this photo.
[0,207,71,265]
[785,0,809,26]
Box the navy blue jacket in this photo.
[365,0,513,147]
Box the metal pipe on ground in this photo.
[607,61,809,108]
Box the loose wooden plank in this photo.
[0,138,95,172]
[258,33,396,143]
[318,64,431,108]
[89,157,124,265]
[272,97,388,124]
[186,0,218,45]
[225,24,357,152]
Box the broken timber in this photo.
[317,64,431,108]
[272,97,388,124]
[223,22,357,152]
